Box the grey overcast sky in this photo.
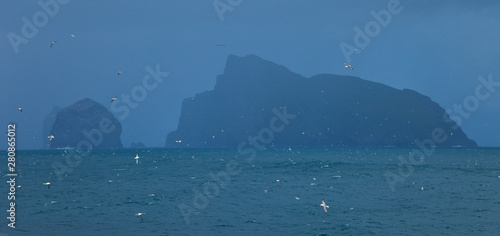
[1,0,500,150]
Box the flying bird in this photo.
[320,199,329,213]
[117,71,122,76]
[50,41,56,47]
[135,212,145,221]
[134,153,139,164]
[344,63,354,70]
[48,135,55,141]
[110,97,117,103]
[43,182,51,189]
[70,34,75,38]
[353,47,364,53]
[217,44,226,47]
[17,107,22,112]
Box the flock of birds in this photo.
[18,38,357,222]
[31,36,148,220]
[40,152,144,220]
[48,34,124,104]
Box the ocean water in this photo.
[1,148,500,236]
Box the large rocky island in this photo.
[166,55,477,148]
[50,98,123,149]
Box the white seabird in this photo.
[320,199,329,213]
[134,153,139,164]
[353,47,364,53]
[135,212,145,221]
[17,107,22,112]
[50,41,56,48]
[344,63,354,70]
[43,182,51,189]
[70,34,75,38]
[111,97,117,103]
[48,135,55,141]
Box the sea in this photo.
[1,148,499,236]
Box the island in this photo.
[165,54,477,148]
[50,98,123,149]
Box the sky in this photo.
[1,0,500,150]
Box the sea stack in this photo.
[50,98,123,149]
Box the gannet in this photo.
[344,63,354,70]
[135,212,145,221]
[134,153,139,164]
[320,199,329,213]
[43,182,51,189]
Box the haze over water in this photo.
[2,1,500,235]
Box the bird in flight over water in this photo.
[135,213,145,221]
[320,199,329,213]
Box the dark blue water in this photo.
[1,148,500,235]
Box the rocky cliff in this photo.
[166,55,477,148]
[50,98,123,149]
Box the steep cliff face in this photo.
[50,98,123,149]
[166,55,477,148]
